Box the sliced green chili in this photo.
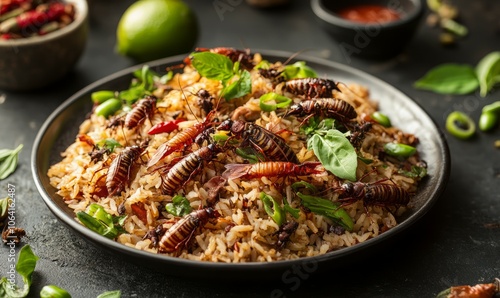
[91,90,115,104]
[259,192,285,226]
[371,111,392,127]
[383,143,417,158]
[283,198,300,219]
[76,204,119,239]
[479,112,498,131]
[291,181,318,194]
[259,92,292,112]
[95,98,122,118]
[445,111,475,139]
[482,101,500,114]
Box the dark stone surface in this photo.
[0,0,499,297]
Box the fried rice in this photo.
[47,50,426,263]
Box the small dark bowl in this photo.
[311,0,425,60]
[0,0,88,91]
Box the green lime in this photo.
[116,0,198,62]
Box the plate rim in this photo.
[31,49,450,273]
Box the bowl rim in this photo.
[311,0,424,29]
[0,0,88,46]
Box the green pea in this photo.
[40,285,72,298]
[479,112,498,131]
[371,111,392,127]
[91,90,115,104]
[383,143,416,158]
[445,111,475,139]
[482,101,500,114]
[95,98,122,118]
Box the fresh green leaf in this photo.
[297,193,353,231]
[235,147,261,164]
[398,166,428,178]
[119,86,146,105]
[0,245,39,297]
[476,51,500,97]
[414,64,479,95]
[0,197,10,222]
[283,61,317,79]
[259,192,285,226]
[259,92,292,112]
[0,144,23,180]
[40,285,71,298]
[221,70,252,101]
[190,52,234,83]
[0,149,13,162]
[300,116,320,136]
[165,195,192,217]
[307,130,357,181]
[97,290,121,298]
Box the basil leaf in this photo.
[283,61,317,79]
[476,51,500,97]
[0,197,10,222]
[221,70,252,101]
[307,130,357,181]
[0,144,23,180]
[165,195,192,217]
[297,193,353,231]
[0,245,39,297]
[398,165,427,178]
[414,64,479,95]
[190,52,234,83]
[300,116,320,136]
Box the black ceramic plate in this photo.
[32,50,450,280]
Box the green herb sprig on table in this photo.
[0,144,23,180]
[414,51,500,97]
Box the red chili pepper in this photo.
[148,118,185,135]
[0,0,31,16]
[16,2,65,30]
